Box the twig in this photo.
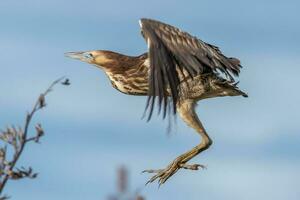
[0,77,68,198]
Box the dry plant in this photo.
[107,166,145,200]
[0,77,69,199]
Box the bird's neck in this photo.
[104,53,149,95]
[102,53,147,74]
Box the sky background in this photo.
[0,0,300,199]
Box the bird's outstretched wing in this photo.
[139,18,241,120]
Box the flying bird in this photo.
[65,18,247,185]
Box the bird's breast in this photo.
[106,72,149,96]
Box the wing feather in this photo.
[140,18,242,120]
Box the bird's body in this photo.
[65,18,247,185]
[96,51,246,100]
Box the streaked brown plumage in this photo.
[65,18,247,185]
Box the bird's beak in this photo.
[64,51,93,63]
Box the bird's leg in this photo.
[143,100,212,186]
[143,142,211,185]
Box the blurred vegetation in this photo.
[107,166,145,200]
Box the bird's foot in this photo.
[142,157,206,186]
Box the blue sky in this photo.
[0,0,300,199]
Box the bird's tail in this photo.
[229,82,248,97]
[215,79,248,98]
[236,88,248,98]
[230,81,248,97]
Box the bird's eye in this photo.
[83,52,93,59]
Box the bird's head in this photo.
[65,50,119,68]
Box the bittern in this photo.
[65,18,247,185]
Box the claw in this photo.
[145,171,164,185]
[142,169,162,174]
[143,160,206,186]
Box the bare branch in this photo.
[0,77,69,197]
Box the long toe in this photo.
[142,169,163,174]
[143,158,206,186]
